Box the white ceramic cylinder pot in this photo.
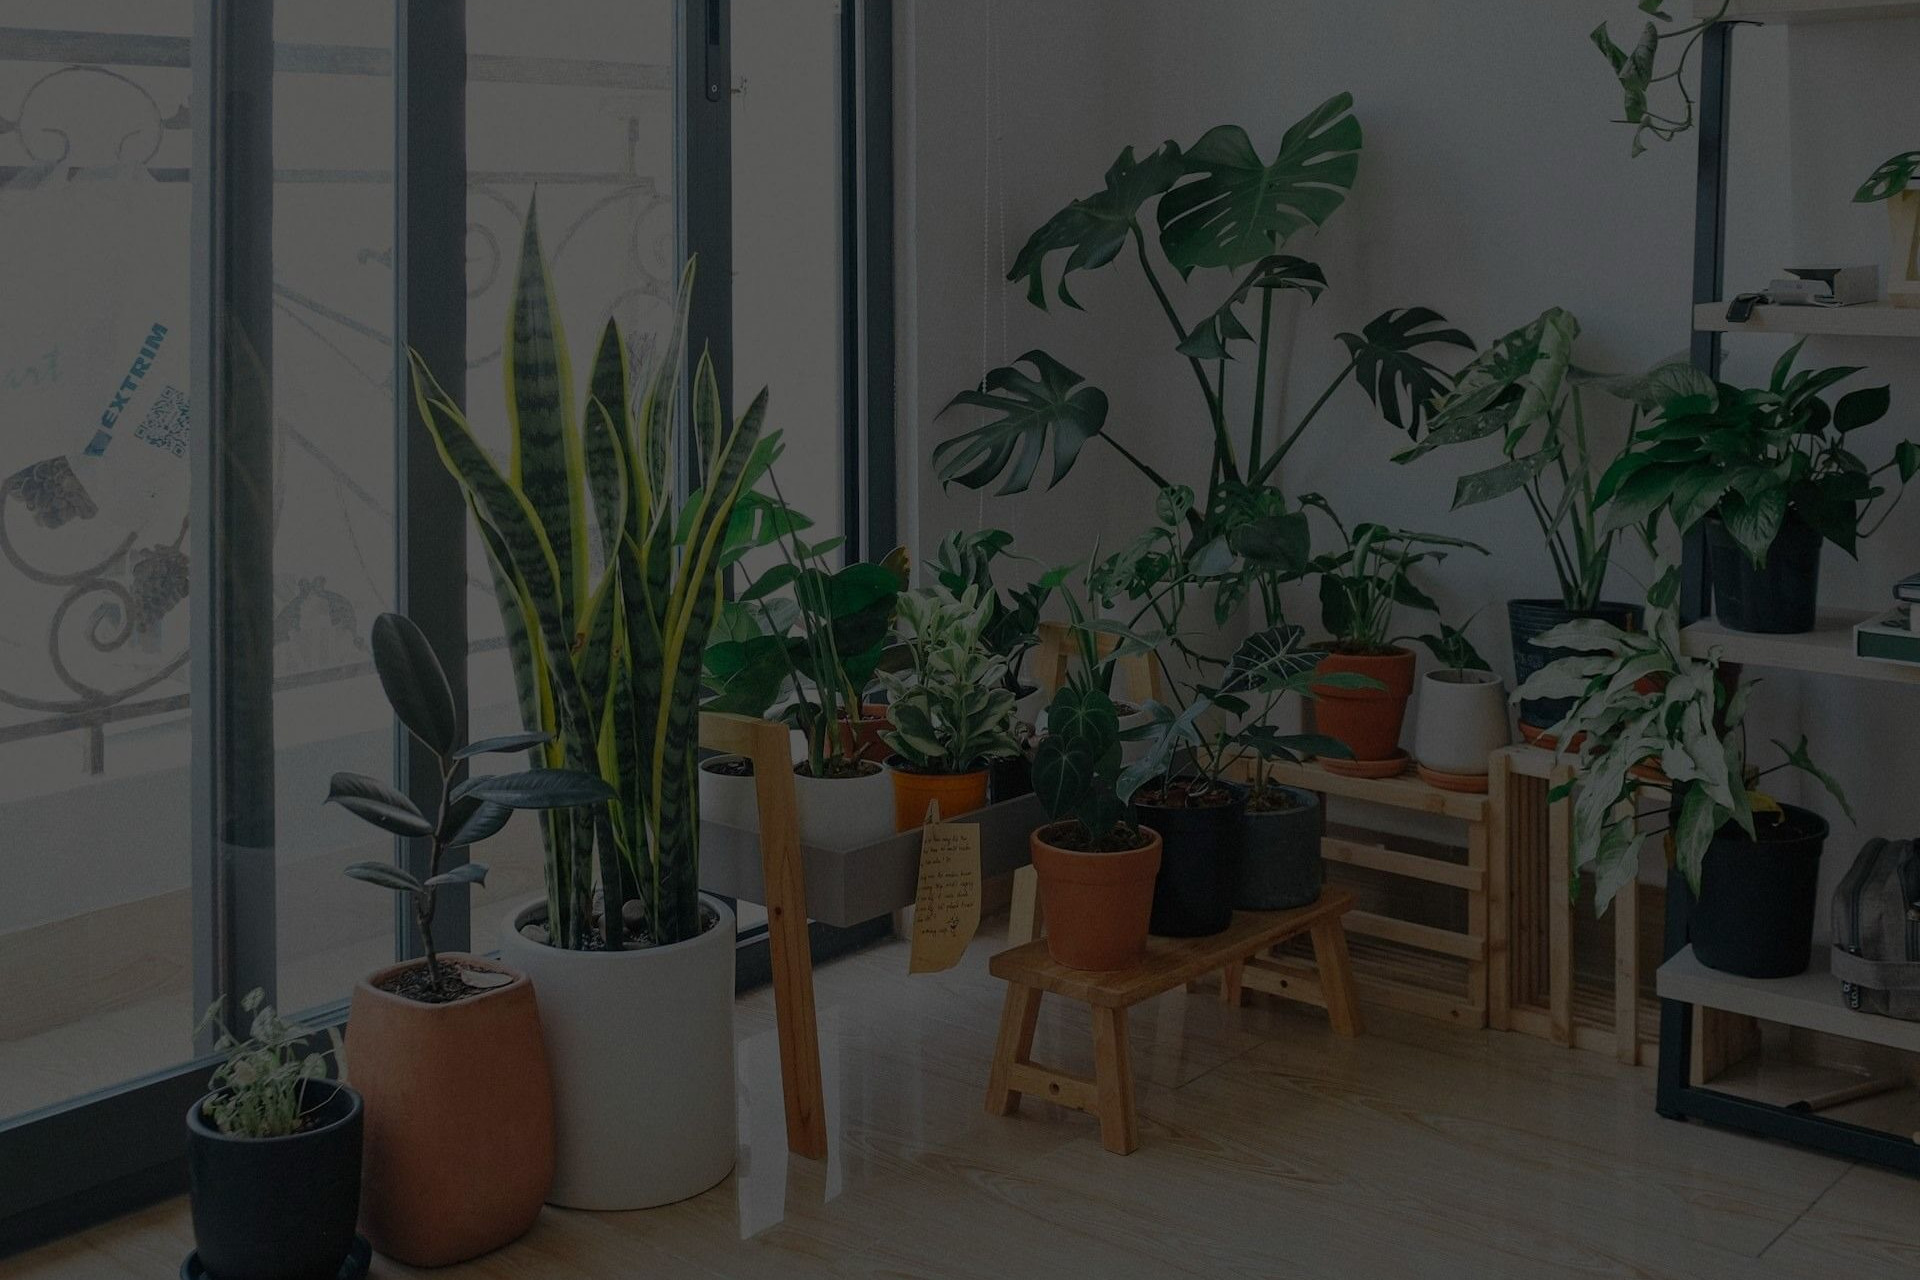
[497,895,737,1211]
[1412,669,1511,776]
[699,744,896,852]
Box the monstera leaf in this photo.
[1007,141,1185,310]
[1856,151,1920,203]
[1336,307,1476,437]
[1176,255,1328,360]
[1156,93,1362,275]
[934,350,1110,495]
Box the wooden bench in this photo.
[984,888,1361,1154]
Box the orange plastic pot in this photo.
[1029,824,1163,970]
[348,955,554,1267]
[838,702,893,765]
[1310,646,1417,761]
[888,762,990,831]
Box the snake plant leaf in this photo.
[1856,151,1920,203]
[503,196,587,622]
[442,796,514,846]
[577,572,620,718]
[933,350,1110,495]
[343,861,428,895]
[584,393,629,571]
[425,862,491,890]
[1176,255,1328,360]
[456,768,617,810]
[453,730,553,759]
[370,612,459,756]
[1157,93,1362,275]
[469,508,552,752]
[1337,307,1476,436]
[1006,141,1184,310]
[326,772,434,839]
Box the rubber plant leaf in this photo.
[1157,94,1362,275]
[933,350,1110,495]
[326,772,434,839]
[369,612,459,757]
[1006,141,1184,310]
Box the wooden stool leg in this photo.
[1092,1007,1139,1154]
[986,984,1044,1117]
[1219,960,1245,1007]
[1311,920,1364,1038]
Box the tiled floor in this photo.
[6,916,1917,1278]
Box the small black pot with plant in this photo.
[186,992,367,1280]
[1687,803,1832,979]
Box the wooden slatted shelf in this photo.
[1681,612,1920,685]
[1693,300,1920,339]
[1697,0,1920,22]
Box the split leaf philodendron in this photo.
[409,200,776,950]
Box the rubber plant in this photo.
[934,93,1472,606]
[409,200,776,950]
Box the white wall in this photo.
[897,2,1917,912]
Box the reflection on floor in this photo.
[6,915,1916,1279]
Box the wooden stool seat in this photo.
[985,889,1362,1154]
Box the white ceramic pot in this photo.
[698,756,760,832]
[497,895,737,1211]
[1412,668,1511,776]
[699,756,896,851]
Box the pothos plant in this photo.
[931,529,1069,699]
[877,585,1022,774]
[197,990,342,1139]
[934,93,1472,599]
[1302,494,1490,658]
[1590,0,1732,156]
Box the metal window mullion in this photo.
[851,0,896,561]
[190,0,279,1043]
[680,0,732,470]
[393,1,471,960]
[1681,19,1734,626]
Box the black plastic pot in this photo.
[1235,786,1325,911]
[987,752,1033,804]
[1688,803,1830,979]
[1508,598,1643,732]
[1138,779,1244,937]
[187,1079,364,1280]
[1705,512,1822,635]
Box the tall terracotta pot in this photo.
[1310,647,1417,761]
[1029,824,1163,970]
[347,955,554,1267]
[887,760,991,830]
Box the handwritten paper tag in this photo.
[908,799,981,974]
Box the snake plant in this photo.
[409,200,777,950]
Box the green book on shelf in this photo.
[1855,607,1920,667]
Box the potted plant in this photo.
[186,991,363,1280]
[1303,495,1488,769]
[1401,620,1508,792]
[1595,342,1918,634]
[1588,1,1731,156]
[1028,619,1163,970]
[324,613,609,1265]
[1399,308,1680,735]
[411,204,768,1209]
[700,488,908,850]
[878,584,1022,830]
[1854,151,1920,305]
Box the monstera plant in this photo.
[934,93,1472,615]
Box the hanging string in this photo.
[975,0,995,533]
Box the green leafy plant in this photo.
[931,529,1069,697]
[1398,308,1686,611]
[1590,0,1732,156]
[1030,589,1159,851]
[878,586,1022,774]
[197,990,341,1139]
[1595,342,1920,564]
[409,202,774,950]
[935,94,1471,550]
[1518,608,1853,910]
[1303,495,1488,655]
[326,613,613,997]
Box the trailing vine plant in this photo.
[1590,0,1733,156]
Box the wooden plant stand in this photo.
[985,890,1361,1154]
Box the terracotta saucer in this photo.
[1518,721,1585,752]
[1321,748,1411,780]
[1416,763,1490,794]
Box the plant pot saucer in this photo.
[1415,763,1490,794]
[1517,720,1586,752]
[1321,748,1411,780]
[183,1237,371,1280]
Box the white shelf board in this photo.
[1694,301,1920,339]
[1699,0,1920,22]
[1680,612,1920,684]
[1659,945,1920,1053]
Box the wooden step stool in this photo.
[984,888,1361,1154]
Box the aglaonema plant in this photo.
[877,586,1022,774]
[326,613,613,995]
[409,200,776,950]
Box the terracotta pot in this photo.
[1309,647,1417,761]
[1029,823,1163,970]
[347,955,553,1266]
[837,702,893,765]
[888,761,990,831]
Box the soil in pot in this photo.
[888,758,990,830]
[1135,778,1245,937]
[1688,803,1830,979]
[1236,783,1324,911]
[188,1078,363,1280]
[348,955,553,1267]
[1309,646,1416,762]
[1030,821,1162,970]
[1706,512,1822,635]
[1508,599,1642,732]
